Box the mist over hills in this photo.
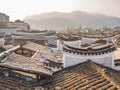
[24,11,120,30]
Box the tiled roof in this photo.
[45,31,56,36]
[47,44,57,48]
[0,52,52,75]
[0,32,5,38]
[13,39,46,46]
[91,38,107,44]
[22,41,61,62]
[41,60,120,90]
[82,34,115,38]
[43,59,63,69]
[0,75,35,90]
[0,47,6,53]
[4,35,12,45]
[0,42,62,75]
[63,43,116,55]
[57,33,81,41]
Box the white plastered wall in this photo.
[63,52,114,68]
[81,37,114,45]
[0,38,4,47]
[57,39,81,50]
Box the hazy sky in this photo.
[0,0,120,21]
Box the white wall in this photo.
[0,13,9,22]
[63,52,114,68]
[4,44,13,49]
[6,22,29,31]
[63,40,81,48]
[0,28,20,35]
[12,32,23,39]
[50,47,61,55]
[81,37,93,45]
[45,35,56,45]
[57,39,81,50]
[23,33,45,40]
[12,35,23,39]
[12,32,45,40]
[113,66,120,71]
[0,38,4,47]
[81,37,114,45]
[57,39,63,50]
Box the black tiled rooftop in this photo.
[41,60,120,90]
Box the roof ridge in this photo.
[87,60,105,72]
[31,50,39,59]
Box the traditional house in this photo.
[57,33,81,51]
[0,41,62,80]
[0,40,120,89]
[63,39,116,68]
[41,60,120,90]
[12,31,46,45]
[0,31,120,89]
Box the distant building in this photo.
[0,13,30,36]
[0,13,9,22]
[57,33,81,50]
[81,35,115,45]
[12,31,46,45]
[0,27,21,35]
[6,21,30,31]
[12,30,57,46]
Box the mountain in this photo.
[24,11,120,30]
